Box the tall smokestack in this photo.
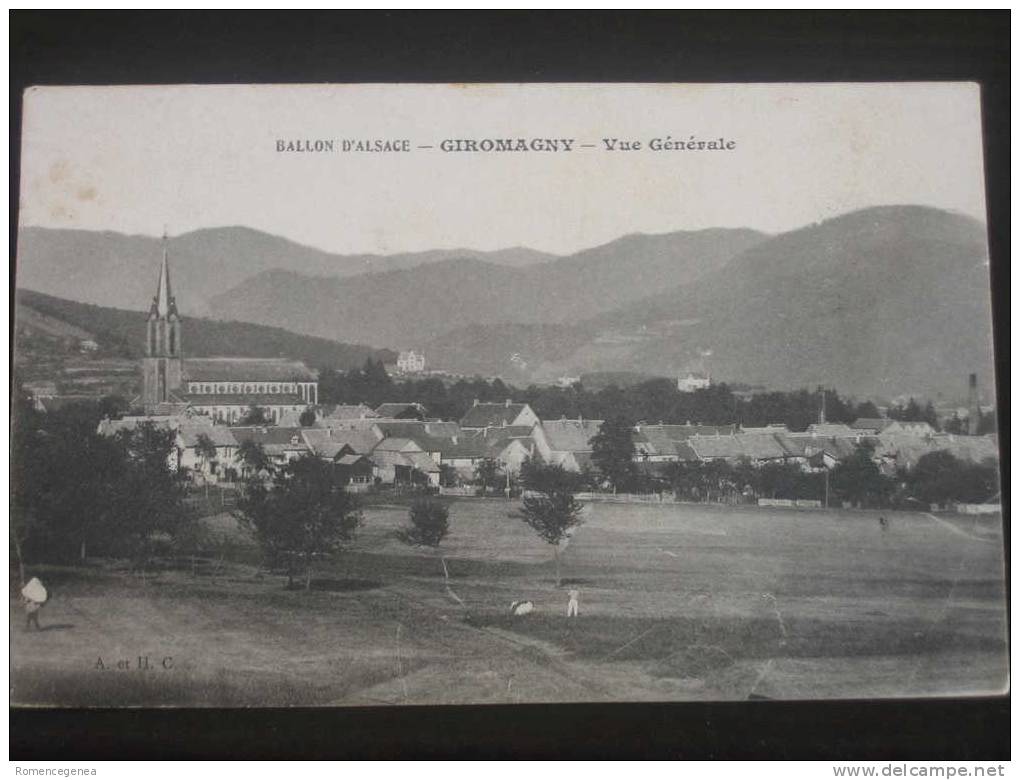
[817,385,826,425]
[968,374,980,435]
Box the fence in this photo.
[438,486,480,497]
[952,502,1001,515]
[757,498,823,509]
[575,492,678,504]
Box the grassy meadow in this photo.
[10,498,1008,706]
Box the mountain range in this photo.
[15,206,996,400]
[14,226,556,318]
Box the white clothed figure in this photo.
[566,588,579,617]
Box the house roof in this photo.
[375,402,427,419]
[98,415,180,437]
[801,423,857,437]
[181,393,308,406]
[438,433,492,460]
[851,418,894,432]
[423,421,462,438]
[370,448,439,473]
[405,451,440,473]
[321,404,380,420]
[634,423,736,439]
[336,453,373,467]
[459,402,531,429]
[795,436,861,460]
[540,419,603,452]
[177,423,238,448]
[573,452,594,472]
[372,437,423,453]
[687,433,788,461]
[739,424,791,435]
[302,427,382,456]
[373,421,445,446]
[183,358,316,383]
[229,426,309,449]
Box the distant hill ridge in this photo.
[421,206,994,400]
[15,206,996,399]
[15,289,394,370]
[207,227,766,347]
[15,225,558,318]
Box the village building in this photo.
[436,434,493,482]
[175,422,238,480]
[851,418,935,437]
[229,426,311,469]
[459,400,541,431]
[677,371,711,393]
[317,403,380,422]
[395,350,426,374]
[533,417,602,472]
[370,437,441,486]
[138,236,317,421]
[97,413,237,478]
[685,433,790,465]
[795,423,860,439]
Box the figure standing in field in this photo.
[879,516,888,531]
[20,577,47,631]
[566,588,580,618]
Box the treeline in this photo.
[319,360,956,432]
[632,445,998,509]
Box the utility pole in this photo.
[824,467,830,509]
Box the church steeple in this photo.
[150,229,178,319]
[142,230,183,411]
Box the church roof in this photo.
[182,358,316,382]
[181,392,307,406]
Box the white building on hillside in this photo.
[396,350,426,373]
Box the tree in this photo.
[193,433,218,497]
[829,442,891,508]
[299,407,317,427]
[473,458,500,496]
[239,405,269,426]
[908,451,999,507]
[853,400,882,420]
[236,439,272,478]
[590,416,637,492]
[518,461,584,586]
[108,422,192,570]
[235,454,362,589]
[397,497,451,580]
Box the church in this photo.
[140,237,318,423]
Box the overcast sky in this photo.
[19,83,987,256]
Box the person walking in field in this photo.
[879,516,889,531]
[20,577,47,632]
[566,588,580,618]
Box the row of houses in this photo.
[98,399,999,490]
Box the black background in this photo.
[9,10,1010,760]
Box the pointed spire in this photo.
[152,229,177,317]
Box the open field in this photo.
[11,499,1008,706]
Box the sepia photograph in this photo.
[10,82,1006,711]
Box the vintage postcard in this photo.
[11,83,1006,707]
